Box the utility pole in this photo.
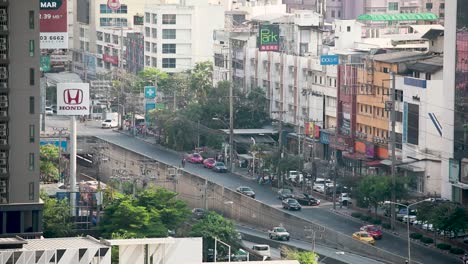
[390,72,397,229]
[53,127,68,183]
[228,38,235,172]
[272,110,286,187]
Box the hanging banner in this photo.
[40,0,68,49]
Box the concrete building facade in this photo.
[0,0,43,238]
[143,0,224,73]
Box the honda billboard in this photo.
[57,83,90,116]
[40,0,68,49]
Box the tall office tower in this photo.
[0,0,43,238]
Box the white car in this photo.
[402,215,417,224]
[313,178,332,193]
[45,107,53,116]
[101,119,118,128]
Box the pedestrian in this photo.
[181,157,186,168]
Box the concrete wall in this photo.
[93,138,408,264]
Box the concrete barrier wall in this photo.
[94,138,408,264]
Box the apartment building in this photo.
[0,0,43,237]
[143,0,224,73]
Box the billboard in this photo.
[40,55,51,72]
[40,0,68,49]
[57,83,90,116]
[259,24,279,51]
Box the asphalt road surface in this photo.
[44,116,457,264]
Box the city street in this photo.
[45,116,457,264]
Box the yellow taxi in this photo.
[352,231,375,245]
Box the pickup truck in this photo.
[268,226,290,241]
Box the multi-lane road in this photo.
[44,116,457,264]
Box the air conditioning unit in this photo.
[0,15,6,22]
[0,73,7,79]
[0,198,7,204]
[0,124,5,130]
[0,38,5,44]
[0,83,7,89]
[0,187,6,193]
[0,45,6,51]
[0,25,7,31]
[0,10,6,15]
[0,152,6,158]
[0,54,6,60]
[0,168,6,174]
[0,139,7,145]
[0,111,6,117]
[0,159,6,165]
[0,180,5,186]
[0,131,6,137]
[0,95,7,101]
[0,67,6,73]
[0,102,8,108]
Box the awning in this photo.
[366,160,384,166]
[233,134,276,144]
[237,154,253,160]
[452,183,468,190]
[398,164,425,172]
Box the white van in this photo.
[252,244,271,259]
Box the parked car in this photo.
[213,162,228,173]
[187,153,203,164]
[45,107,54,116]
[192,208,207,219]
[101,119,118,128]
[282,198,302,211]
[231,249,248,262]
[352,231,375,245]
[277,188,294,200]
[313,178,332,193]
[294,193,320,206]
[339,193,352,206]
[360,225,383,240]
[397,208,417,221]
[251,245,270,259]
[236,186,255,199]
[203,158,216,169]
[402,215,418,224]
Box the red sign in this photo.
[329,135,353,151]
[63,89,84,105]
[304,122,320,138]
[40,0,68,49]
[107,0,121,11]
[103,54,119,65]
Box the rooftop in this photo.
[23,236,108,251]
[357,13,439,22]
[406,56,444,73]
[370,51,430,64]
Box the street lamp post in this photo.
[250,137,256,176]
[384,198,432,264]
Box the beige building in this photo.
[0,0,43,237]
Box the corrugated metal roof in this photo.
[407,56,443,73]
[23,237,107,250]
[44,72,83,86]
[357,13,438,21]
[371,51,429,63]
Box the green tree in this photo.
[189,212,240,261]
[282,247,319,264]
[190,61,214,102]
[40,191,73,238]
[417,202,467,238]
[40,144,59,183]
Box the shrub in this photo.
[420,237,434,244]
[409,233,422,240]
[351,212,362,218]
[371,218,382,225]
[382,223,391,229]
[449,248,464,255]
[360,215,372,222]
[436,244,452,250]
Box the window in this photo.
[331,10,335,18]
[29,97,34,114]
[100,4,127,14]
[104,33,110,43]
[382,67,389,73]
[29,11,35,29]
[152,14,157,24]
[414,71,420,78]
[29,40,34,57]
[152,43,157,53]
[145,41,150,52]
[145,27,150,38]
[97,31,103,41]
[100,18,127,27]
[338,10,341,18]
[28,153,34,171]
[145,56,150,66]
[29,182,34,200]
[162,29,176,39]
[426,3,433,10]
[347,26,351,32]
[426,73,431,80]
[145,12,150,23]
[162,14,176,24]
[112,35,119,45]
[29,68,34,85]
[162,44,176,54]
[388,2,398,11]
[162,58,176,68]
[29,124,35,143]
[152,57,157,67]
[152,28,157,38]
[407,103,419,145]
[97,45,103,54]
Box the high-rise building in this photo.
[443,0,467,204]
[0,0,43,237]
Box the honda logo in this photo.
[63,89,83,105]
[107,0,121,10]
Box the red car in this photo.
[188,153,204,164]
[360,225,383,240]
[203,158,216,169]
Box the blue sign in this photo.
[40,139,68,152]
[404,77,426,88]
[320,55,339,65]
[145,102,156,112]
[144,86,156,99]
[319,132,330,145]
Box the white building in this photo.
[143,0,225,73]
